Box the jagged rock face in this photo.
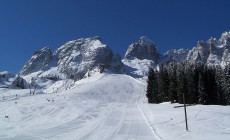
[54,37,114,78]
[124,36,160,63]
[187,41,210,63]
[162,49,189,64]
[222,48,230,65]
[187,31,230,65]
[11,76,27,89]
[19,47,54,75]
[220,31,230,47]
[221,31,230,65]
[109,54,124,73]
[123,36,160,77]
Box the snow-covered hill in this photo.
[0,74,229,140]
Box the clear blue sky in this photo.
[0,0,230,73]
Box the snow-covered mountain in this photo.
[124,36,160,62]
[187,31,230,66]
[19,47,54,76]
[1,32,230,140]
[122,36,160,77]
[122,36,189,77]
[161,49,190,64]
[19,37,123,81]
[123,31,230,77]
[11,30,230,82]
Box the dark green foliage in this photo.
[158,64,169,101]
[146,68,160,103]
[185,64,196,104]
[146,68,154,103]
[168,62,178,103]
[146,62,230,105]
[176,62,187,104]
[198,71,208,104]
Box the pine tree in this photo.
[146,68,161,103]
[192,63,201,103]
[176,62,187,104]
[206,67,217,104]
[198,67,209,104]
[224,65,230,105]
[168,62,178,103]
[215,66,226,105]
[152,70,161,103]
[158,64,169,102]
[146,68,154,103]
[185,63,195,104]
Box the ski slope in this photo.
[0,74,156,140]
[0,73,230,140]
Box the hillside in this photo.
[0,73,230,140]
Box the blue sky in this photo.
[0,0,230,73]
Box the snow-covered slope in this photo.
[0,74,153,140]
[0,74,229,140]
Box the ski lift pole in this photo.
[174,93,192,131]
[183,93,188,131]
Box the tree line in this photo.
[146,62,230,105]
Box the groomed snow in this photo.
[0,74,230,140]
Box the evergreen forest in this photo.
[146,62,230,105]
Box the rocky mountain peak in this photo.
[187,31,230,65]
[19,47,54,76]
[54,36,115,79]
[124,36,160,62]
[139,36,155,46]
[19,36,123,80]
[17,30,230,79]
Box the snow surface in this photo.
[122,58,154,77]
[0,74,230,140]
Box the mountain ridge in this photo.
[1,30,230,88]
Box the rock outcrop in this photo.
[19,47,54,75]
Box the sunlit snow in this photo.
[0,73,230,140]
